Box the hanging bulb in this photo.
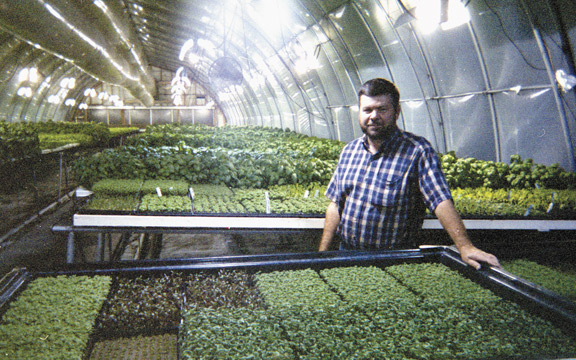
[556,69,576,92]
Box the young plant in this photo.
[0,275,111,360]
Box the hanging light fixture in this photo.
[556,69,576,92]
[394,0,417,28]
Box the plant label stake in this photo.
[547,192,555,213]
[265,191,271,214]
[189,187,195,213]
[156,187,163,197]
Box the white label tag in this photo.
[156,187,162,197]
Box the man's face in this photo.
[358,94,400,142]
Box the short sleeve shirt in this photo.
[325,128,452,249]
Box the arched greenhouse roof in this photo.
[0,0,574,171]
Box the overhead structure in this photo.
[0,0,574,171]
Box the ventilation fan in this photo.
[208,57,243,92]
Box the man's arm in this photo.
[434,199,500,269]
[319,201,340,251]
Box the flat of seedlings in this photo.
[2,248,575,359]
[89,333,177,360]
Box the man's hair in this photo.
[358,78,400,110]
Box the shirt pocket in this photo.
[370,175,403,208]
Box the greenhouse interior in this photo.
[0,0,576,358]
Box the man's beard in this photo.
[362,123,397,143]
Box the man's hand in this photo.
[459,244,501,270]
[434,200,500,270]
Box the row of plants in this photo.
[122,124,576,190]
[441,152,575,190]
[129,124,345,161]
[0,120,139,168]
[451,187,576,218]
[37,123,139,149]
[84,179,332,214]
[71,143,336,188]
[84,178,576,218]
[3,121,575,190]
[1,263,575,359]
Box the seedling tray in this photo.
[1,246,575,359]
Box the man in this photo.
[319,78,500,270]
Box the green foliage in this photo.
[256,269,342,310]
[0,275,111,360]
[453,197,542,217]
[3,264,575,359]
[194,184,329,214]
[442,152,576,190]
[1,121,121,160]
[0,121,40,166]
[38,133,93,149]
[84,195,139,211]
[72,148,147,185]
[386,263,501,306]
[26,120,111,146]
[130,124,345,161]
[91,179,143,196]
[190,184,234,196]
[320,266,417,310]
[139,194,192,212]
[180,307,294,360]
[255,264,576,359]
[277,304,390,359]
[86,178,576,217]
[71,126,338,188]
[503,259,576,301]
[140,179,190,196]
[193,194,246,213]
[452,187,576,217]
[107,126,140,137]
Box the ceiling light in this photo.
[17,87,33,98]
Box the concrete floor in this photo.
[0,199,72,276]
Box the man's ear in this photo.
[395,106,401,121]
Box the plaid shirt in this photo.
[325,128,452,249]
